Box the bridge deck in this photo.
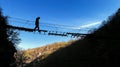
[7,25,87,38]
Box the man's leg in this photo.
[34,26,37,31]
[38,26,40,32]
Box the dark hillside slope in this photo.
[36,8,120,67]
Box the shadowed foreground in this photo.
[26,8,120,67]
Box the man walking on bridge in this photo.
[34,17,40,32]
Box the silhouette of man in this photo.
[34,17,40,32]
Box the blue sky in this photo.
[0,0,120,49]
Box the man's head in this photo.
[37,17,40,19]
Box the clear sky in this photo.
[0,0,120,49]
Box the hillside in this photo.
[16,40,74,67]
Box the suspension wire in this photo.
[8,16,78,28]
[8,16,34,22]
[8,19,70,29]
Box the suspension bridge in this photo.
[7,16,91,38]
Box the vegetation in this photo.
[16,40,74,67]
[0,8,20,67]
